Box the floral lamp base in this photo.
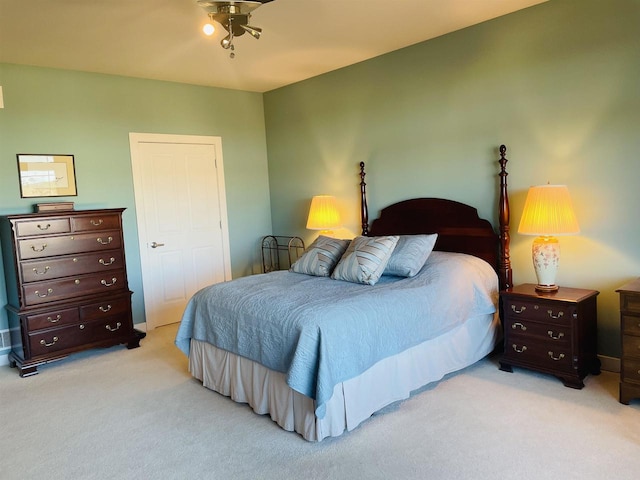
[532,236,560,292]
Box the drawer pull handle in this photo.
[548,351,565,361]
[37,223,51,230]
[512,344,527,353]
[34,288,53,298]
[511,305,526,314]
[47,315,62,323]
[99,304,112,313]
[79,324,85,330]
[40,336,59,347]
[106,322,122,332]
[512,322,527,331]
[30,244,47,252]
[32,266,50,275]
[97,236,113,245]
[99,257,116,266]
[101,278,117,287]
[548,330,565,340]
[90,219,103,226]
[547,310,564,319]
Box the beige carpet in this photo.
[1,323,638,480]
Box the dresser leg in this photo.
[18,365,39,377]
[126,329,146,349]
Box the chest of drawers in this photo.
[1,208,142,376]
[499,284,600,389]
[616,278,640,404]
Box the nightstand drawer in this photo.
[622,358,640,384]
[622,335,640,360]
[622,315,640,336]
[504,317,571,346]
[504,339,573,373]
[621,294,640,314]
[503,298,574,325]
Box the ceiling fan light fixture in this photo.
[240,24,262,40]
[197,0,274,56]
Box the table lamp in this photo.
[518,184,580,292]
[306,195,341,235]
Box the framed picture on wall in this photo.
[17,154,78,198]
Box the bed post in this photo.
[360,162,369,236]
[498,145,512,291]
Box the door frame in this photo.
[129,132,232,330]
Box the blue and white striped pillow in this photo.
[331,235,399,285]
[290,236,351,277]
[383,234,438,277]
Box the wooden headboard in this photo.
[359,145,512,290]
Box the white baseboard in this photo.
[0,348,622,373]
[599,355,620,373]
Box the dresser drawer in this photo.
[503,298,574,326]
[22,270,127,306]
[27,317,130,357]
[622,358,640,385]
[26,307,80,331]
[623,334,640,360]
[20,250,124,283]
[72,214,121,232]
[18,230,122,260]
[80,296,131,322]
[622,315,640,336]
[15,218,71,237]
[504,339,573,373]
[504,317,571,346]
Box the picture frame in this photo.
[17,154,78,198]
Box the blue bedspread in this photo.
[175,251,498,418]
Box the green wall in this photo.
[1,0,638,360]
[0,64,272,338]
[264,0,640,358]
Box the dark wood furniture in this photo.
[0,208,142,377]
[499,284,600,388]
[616,278,640,404]
[359,144,512,290]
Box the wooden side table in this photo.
[499,284,600,389]
[616,278,640,404]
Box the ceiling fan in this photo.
[197,0,275,57]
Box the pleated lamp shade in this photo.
[518,185,580,236]
[306,195,341,232]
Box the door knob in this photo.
[150,241,165,249]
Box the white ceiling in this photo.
[0,0,547,93]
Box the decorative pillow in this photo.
[383,234,438,277]
[290,236,351,277]
[331,235,399,285]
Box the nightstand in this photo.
[616,278,640,404]
[499,284,600,389]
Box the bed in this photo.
[175,145,513,441]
